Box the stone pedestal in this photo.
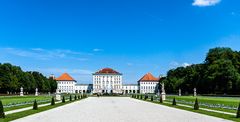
[20,87,24,96]
[161,83,166,101]
[55,89,61,101]
[194,88,197,97]
[161,92,166,101]
[35,88,38,96]
[179,89,181,96]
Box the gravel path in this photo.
[13,97,232,122]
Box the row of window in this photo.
[58,81,74,84]
[141,90,155,93]
[59,86,74,89]
[140,82,158,85]
[94,85,121,89]
[94,76,121,79]
[141,86,156,90]
[94,81,121,84]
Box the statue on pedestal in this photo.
[35,88,38,96]
[20,87,24,96]
[179,89,181,96]
[161,83,166,101]
[55,89,61,101]
[194,88,197,97]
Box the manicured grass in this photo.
[4,101,50,112]
[0,95,52,112]
[0,96,51,105]
[134,97,240,122]
[0,97,86,122]
[167,96,240,113]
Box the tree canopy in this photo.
[163,47,240,95]
[0,63,57,94]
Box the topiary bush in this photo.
[151,96,154,101]
[74,95,77,100]
[236,103,240,118]
[78,95,80,99]
[160,96,163,103]
[70,95,72,101]
[194,98,199,110]
[62,96,65,103]
[51,97,55,105]
[144,95,148,100]
[0,100,5,118]
[33,99,38,110]
[140,95,143,99]
[172,97,177,106]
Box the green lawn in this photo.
[134,97,240,122]
[0,96,51,105]
[0,95,52,112]
[0,97,86,122]
[166,96,240,113]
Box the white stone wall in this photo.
[122,85,139,94]
[139,81,158,94]
[75,85,93,93]
[57,81,76,93]
[93,74,122,93]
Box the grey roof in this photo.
[76,84,93,86]
[123,84,138,86]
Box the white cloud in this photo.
[0,48,90,61]
[192,0,221,7]
[93,48,103,52]
[170,61,191,69]
[38,68,93,75]
[182,63,191,67]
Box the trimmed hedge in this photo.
[160,96,163,103]
[33,100,38,110]
[0,100,5,118]
[172,97,177,106]
[74,95,77,100]
[194,98,199,110]
[62,96,65,103]
[236,103,240,118]
[151,96,154,101]
[51,97,55,105]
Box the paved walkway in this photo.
[13,97,231,122]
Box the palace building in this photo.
[92,68,123,94]
[55,68,160,94]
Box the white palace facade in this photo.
[55,68,160,94]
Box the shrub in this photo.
[74,95,77,100]
[151,96,154,101]
[33,99,38,110]
[160,96,163,103]
[0,100,5,118]
[78,95,80,99]
[140,95,143,99]
[172,97,177,106]
[194,98,199,110]
[144,95,148,100]
[62,96,65,103]
[70,95,72,101]
[51,97,55,105]
[236,103,240,118]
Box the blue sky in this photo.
[0,0,240,84]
